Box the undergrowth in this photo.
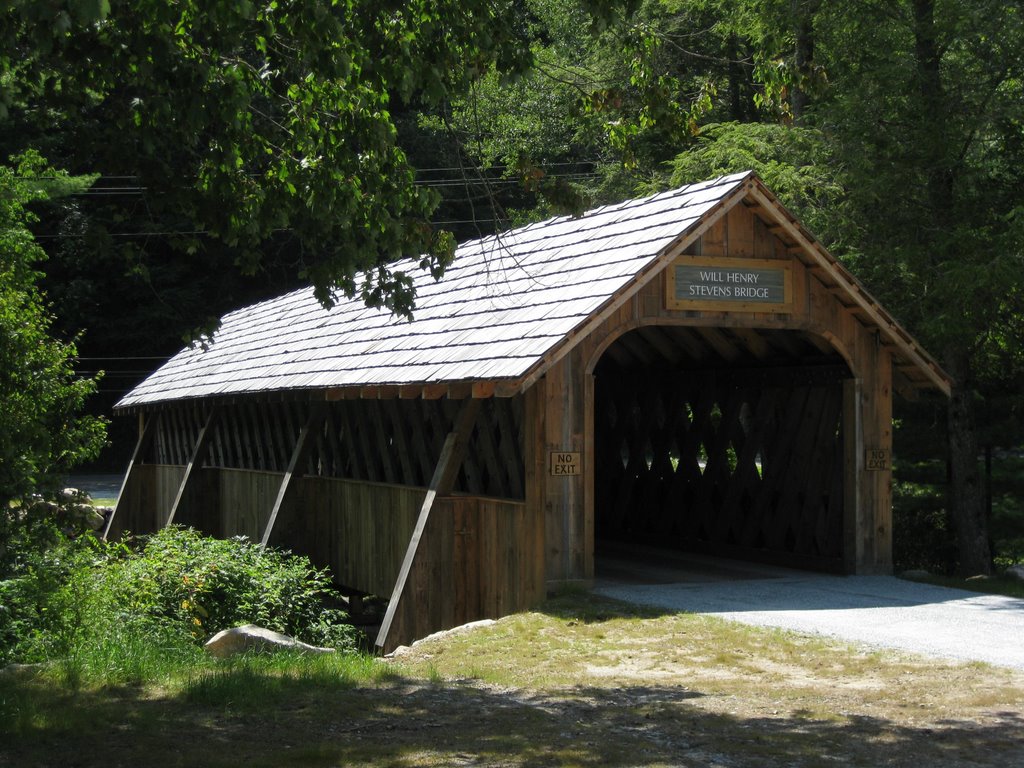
[0,522,362,682]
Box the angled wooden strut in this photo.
[165,407,219,528]
[375,398,482,651]
[260,405,326,548]
[101,412,158,541]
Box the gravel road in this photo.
[595,563,1024,670]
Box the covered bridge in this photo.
[109,172,950,652]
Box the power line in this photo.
[21,162,605,183]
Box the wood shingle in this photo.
[116,171,948,409]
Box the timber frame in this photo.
[111,174,950,652]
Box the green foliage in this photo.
[0,525,360,679]
[0,0,636,317]
[892,477,956,574]
[661,121,856,252]
[0,153,106,509]
[99,527,360,651]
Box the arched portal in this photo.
[593,326,852,571]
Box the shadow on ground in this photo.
[2,663,1022,768]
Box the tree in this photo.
[624,0,1024,573]
[0,152,106,509]
[0,0,642,318]
[811,0,1024,574]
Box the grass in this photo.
[900,571,1024,599]
[3,591,1022,768]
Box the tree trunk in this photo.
[911,0,955,227]
[727,33,744,121]
[944,348,992,575]
[909,0,990,573]
[791,1,819,122]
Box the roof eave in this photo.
[744,179,952,397]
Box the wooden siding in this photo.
[109,175,949,651]
[533,200,899,581]
[107,464,185,539]
[380,495,544,653]
[112,465,541,651]
[218,468,280,540]
[288,478,425,598]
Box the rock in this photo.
[94,506,115,529]
[67,502,106,530]
[28,499,59,517]
[966,574,990,581]
[59,487,91,505]
[384,619,499,658]
[1005,564,1024,582]
[412,619,497,647]
[1,663,45,678]
[203,624,335,658]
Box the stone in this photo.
[411,619,496,647]
[203,624,335,658]
[28,499,59,517]
[67,502,106,530]
[385,619,499,657]
[94,506,115,530]
[1005,564,1024,582]
[1,663,45,678]
[59,487,91,505]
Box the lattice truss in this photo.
[147,397,526,500]
[595,370,845,560]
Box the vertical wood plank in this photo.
[727,205,755,257]
[260,406,326,547]
[376,398,482,651]
[103,412,158,541]
[165,408,219,528]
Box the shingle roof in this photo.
[117,170,952,409]
[117,172,752,408]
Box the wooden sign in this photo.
[865,448,890,471]
[549,452,581,476]
[666,257,793,312]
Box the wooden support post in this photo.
[165,408,219,528]
[260,405,325,548]
[102,412,158,541]
[375,398,481,651]
[842,378,861,575]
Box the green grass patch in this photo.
[3,592,1023,768]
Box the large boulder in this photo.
[1006,564,1024,582]
[203,624,335,658]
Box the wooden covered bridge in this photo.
[109,172,950,652]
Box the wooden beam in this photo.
[695,326,742,362]
[164,407,219,528]
[472,380,497,398]
[101,412,158,541]
[375,398,482,651]
[260,405,326,548]
[422,383,448,400]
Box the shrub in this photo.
[101,527,359,650]
[0,525,361,677]
[0,154,106,512]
